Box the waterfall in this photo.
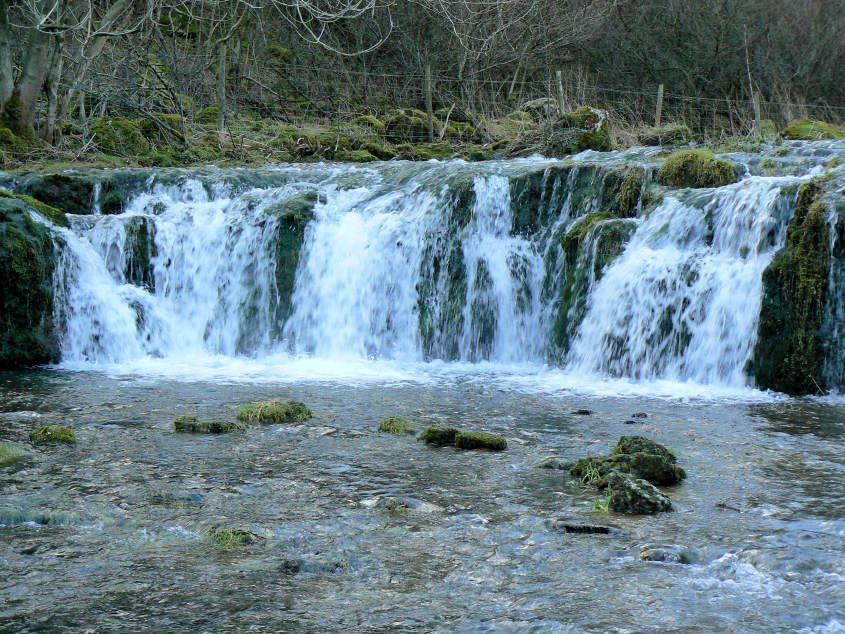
[37,145,843,390]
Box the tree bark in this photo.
[0,0,13,109]
[44,36,65,143]
[217,41,227,137]
[13,27,51,137]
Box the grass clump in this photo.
[174,416,246,434]
[454,431,507,451]
[236,399,312,424]
[657,149,737,188]
[378,416,415,435]
[0,441,30,466]
[206,526,263,549]
[29,425,75,445]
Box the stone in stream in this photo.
[173,416,245,434]
[418,425,459,446]
[454,431,507,451]
[535,456,574,470]
[638,544,696,564]
[631,412,648,419]
[600,471,672,514]
[571,409,592,415]
[570,451,684,486]
[236,400,312,424]
[378,416,415,435]
[29,425,75,445]
[613,435,676,463]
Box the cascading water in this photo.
[37,143,844,392]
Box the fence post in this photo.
[217,42,227,137]
[425,64,434,142]
[752,91,762,138]
[655,83,664,127]
[556,70,565,116]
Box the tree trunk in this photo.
[13,27,51,137]
[44,36,65,143]
[217,41,227,137]
[0,0,13,110]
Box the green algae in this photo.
[236,400,313,424]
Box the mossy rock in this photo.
[781,119,844,140]
[454,431,507,451]
[601,471,672,514]
[14,172,96,216]
[29,425,75,445]
[545,107,612,155]
[385,110,432,142]
[614,167,645,216]
[506,111,533,124]
[562,212,613,266]
[236,400,312,424]
[753,181,831,394]
[378,416,415,435]
[196,105,220,124]
[0,190,68,227]
[613,435,676,463]
[638,123,693,146]
[174,416,246,434]
[434,106,472,122]
[0,441,31,466]
[363,142,394,160]
[0,198,59,368]
[206,526,263,548]
[657,149,737,188]
[521,98,558,119]
[0,127,16,146]
[418,425,459,446]
[334,149,377,163]
[353,115,386,132]
[91,118,149,155]
[140,114,185,142]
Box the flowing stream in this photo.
[1,143,843,631]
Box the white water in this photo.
[41,155,837,397]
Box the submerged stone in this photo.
[378,416,415,435]
[613,435,676,463]
[601,471,672,514]
[454,431,507,451]
[29,425,75,445]
[571,409,592,416]
[0,441,31,466]
[639,544,695,564]
[236,400,313,424]
[418,425,459,446]
[174,416,246,434]
[535,456,574,470]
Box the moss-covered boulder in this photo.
[781,119,844,141]
[0,190,68,227]
[544,107,612,156]
[334,149,377,162]
[29,425,75,445]
[600,471,672,514]
[614,435,676,463]
[753,181,831,394]
[236,399,312,424]
[385,109,433,142]
[140,114,185,143]
[378,416,415,435]
[535,456,574,470]
[657,149,737,188]
[0,198,58,368]
[454,431,507,451]
[196,105,220,124]
[363,142,394,160]
[91,118,149,155]
[0,126,16,146]
[174,416,246,433]
[638,123,693,146]
[0,441,31,466]
[418,425,459,446]
[353,115,386,133]
[14,172,96,216]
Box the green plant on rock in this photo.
[236,399,312,424]
[657,149,737,188]
[29,425,75,445]
[418,425,459,446]
[174,416,246,434]
[593,485,613,512]
[454,431,507,451]
[206,526,263,549]
[378,416,415,435]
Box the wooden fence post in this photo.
[556,70,565,115]
[655,83,664,127]
[425,64,434,142]
[752,91,762,137]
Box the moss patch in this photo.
[544,107,612,156]
[781,119,844,141]
[174,416,246,433]
[638,123,693,146]
[91,118,149,155]
[236,400,312,424]
[454,431,507,451]
[657,149,737,188]
[418,425,459,446]
[29,425,75,445]
[378,416,415,435]
[206,526,263,549]
[753,181,831,394]
[0,190,68,227]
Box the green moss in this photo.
[91,118,149,155]
[0,441,30,466]
[0,190,68,227]
[0,127,16,146]
[206,526,263,549]
[140,114,185,143]
[378,416,415,435]
[753,181,831,394]
[562,212,612,266]
[602,471,672,514]
[418,425,459,446]
[353,115,386,132]
[29,425,75,445]
[174,416,246,433]
[454,431,507,451]
[334,149,377,162]
[781,119,844,140]
[545,107,612,156]
[196,105,220,124]
[236,400,312,424]
[506,110,533,123]
[657,149,737,188]
[0,198,58,368]
[638,123,693,146]
[613,435,676,463]
[385,110,433,142]
[415,143,456,160]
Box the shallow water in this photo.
[1,367,843,632]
